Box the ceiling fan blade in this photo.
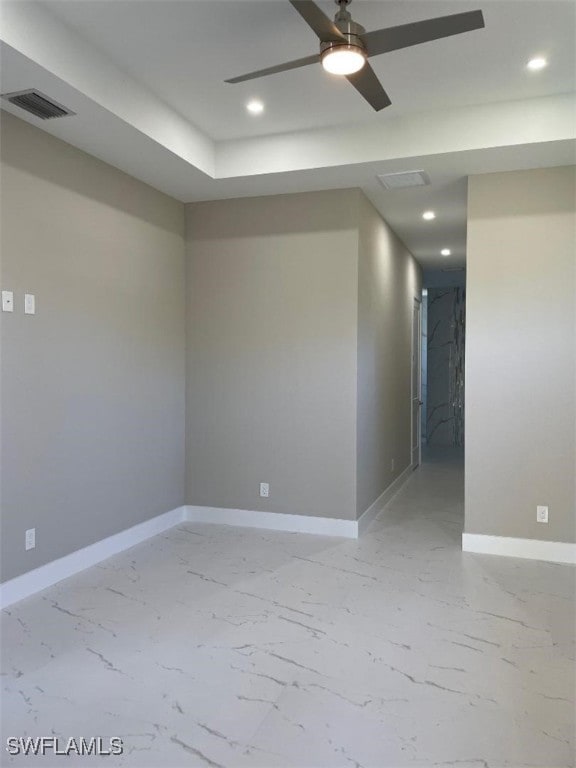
[346,63,392,111]
[225,54,320,84]
[288,0,347,42]
[362,10,485,57]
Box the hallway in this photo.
[2,455,574,767]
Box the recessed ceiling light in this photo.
[441,248,451,256]
[246,100,264,115]
[422,211,436,221]
[527,57,547,71]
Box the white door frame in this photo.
[411,297,422,468]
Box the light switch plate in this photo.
[2,291,14,312]
[536,505,549,523]
[25,528,36,550]
[24,294,36,315]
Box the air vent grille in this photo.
[1,90,75,120]
[442,267,465,273]
[377,170,430,190]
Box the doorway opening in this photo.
[421,274,466,458]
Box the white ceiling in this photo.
[1,0,575,270]
[43,0,576,141]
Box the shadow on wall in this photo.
[0,112,183,234]
[189,189,361,240]
[426,286,466,447]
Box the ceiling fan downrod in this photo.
[321,0,367,69]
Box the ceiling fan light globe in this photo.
[321,45,366,76]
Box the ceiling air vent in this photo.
[1,90,75,120]
[377,170,430,190]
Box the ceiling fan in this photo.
[225,0,485,111]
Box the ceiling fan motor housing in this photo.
[320,16,366,59]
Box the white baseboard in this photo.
[0,506,187,609]
[0,503,358,608]
[4,484,428,610]
[462,533,576,565]
[357,463,414,535]
[186,505,358,538]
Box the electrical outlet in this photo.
[259,482,269,498]
[25,528,36,550]
[2,291,14,312]
[536,505,549,523]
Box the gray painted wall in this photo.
[0,113,186,581]
[426,287,466,447]
[423,269,466,289]
[1,117,421,582]
[185,191,360,520]
[186,190,420,522]
[466,167,575,543]
[356,195,422,517]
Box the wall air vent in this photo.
[1,90,75,120]
[377,170,430,190]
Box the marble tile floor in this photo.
[1,453,574,768]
